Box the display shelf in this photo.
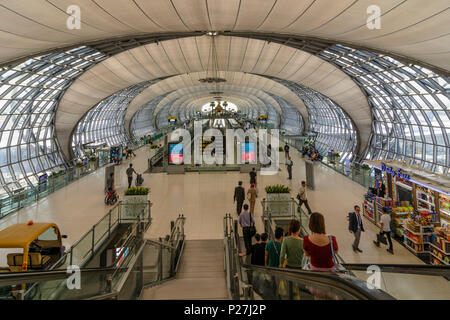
[404,234,429,245]
[417,198,434,207]
[417,190,434,200]
[404,241,426,254]
[430,252,449,265]
[440,208,450,218]
[404,226,433,236]
[364,211,375,223]
[393,212,411,216]
[430,243,450,255]
[395,181,412,191]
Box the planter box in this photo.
[266,193,291,217]
[88,161,96,171]
[122,195,149,220]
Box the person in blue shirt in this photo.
[239,204,255,256]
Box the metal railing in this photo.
[89,214,186,300]
[0,133,164,220]
[0,209,186,300]
[278,135,376,189]
[223,214,395,300]
[51,200,152,270]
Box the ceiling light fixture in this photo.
[199,32,226,85]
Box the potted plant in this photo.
[278,146,284,152]
[123,186,150,219]
[88,155,97,170]
[265,184,291,216]
[334,152,340,163]
[74,159,85,177]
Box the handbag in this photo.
[377,233,387,245]
[329,236,348,274]
[301,256,311,270]
[249,224,256,237]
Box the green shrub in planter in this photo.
[75,161,84,168]
[125,186,150,196]
[265,184,291,194]
[150,144,159,149]
[88,155,97,162]
[278,147,284,152]
[362,164,371,170]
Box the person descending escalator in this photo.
[233,181,245,215]
[251,233,267,266]
[247,183,257,214]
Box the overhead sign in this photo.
[381,162,411,180]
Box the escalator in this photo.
[0,203,186,300]
[224,214,450,300]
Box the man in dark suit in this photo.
[234,181,245,215]
[348,205,365,253]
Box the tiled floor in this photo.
[2,140,447,299]
[0,142,425,266]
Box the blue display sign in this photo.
[381,162,410,180]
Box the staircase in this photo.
[141,240,230,300]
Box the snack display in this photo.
[430,226,450,265]
[403,218,434,255]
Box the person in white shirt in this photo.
[297,181,312,215]
[373,210,394,254]
[286,156,293,180]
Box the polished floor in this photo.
[0,141,424,264]
[1,141,449,299]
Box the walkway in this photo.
[141,240,229,300]
[0,140,424,268]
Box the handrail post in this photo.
[92,226,95,255]
[108,210,111,237]
[158,240,163,281]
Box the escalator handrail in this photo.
[227,216,394,300]
[240,264,395,300]
[342,263,450,277]
[0,267,127,287]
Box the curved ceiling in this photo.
[0,0,449,72]
[157,86,279,116]
[56,35,369,157]
[124,71,309,134]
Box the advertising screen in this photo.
[169,143,183,164]
[240,142,256,162]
